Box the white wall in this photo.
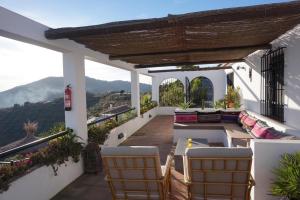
[151,70,227,105]
[232,25,300,130]
[250,140,300,200]
[104,107,158,146]
[1,159,83,200]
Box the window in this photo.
[261,47,285,122]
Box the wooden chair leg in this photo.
[169,168,172,193]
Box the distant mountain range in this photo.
[0,77,151,108]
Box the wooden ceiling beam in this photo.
[45,1,300,39]
[148,66,232,73]
[134,59,244,68]
[109,44,270,60]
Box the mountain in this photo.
[0,92,131,147]
[0,77,151,108]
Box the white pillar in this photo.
[151,76,159,103]
[131,71,140,116]
[63,52,88,143]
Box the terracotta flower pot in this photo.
[228,102,235,108]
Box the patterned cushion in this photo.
[238,111,248,125]
[197,111,221,123]
[221,111,240,123]
[250,120,270,138]
[264,128,286,139]
[242,115,257,132]
[174,112,198,123]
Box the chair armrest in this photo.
[183,156,190,184]
[249,174,255,187]
[162,154,173,177]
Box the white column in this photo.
[151,76,159,103]
[131,71,140,116]
[63,52,88,143]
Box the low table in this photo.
[174,138,209,173]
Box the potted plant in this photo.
[214,99,225,109]
[179,101,192,110]
[85,119,118,173]
[225,86,240,108]
[271,152,300,200]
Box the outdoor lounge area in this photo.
[1,1,300,200]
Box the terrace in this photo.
[1,1,300,200]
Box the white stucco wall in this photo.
[151,70,227,105]
[231,25,300,130]
[250,140,300,200]
[1,159,83,200]
[104,107,158,146]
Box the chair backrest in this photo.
[185,147,253,200]
[102,146,163,199]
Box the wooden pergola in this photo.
[45,1,300,69]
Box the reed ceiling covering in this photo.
[45,1,300,68]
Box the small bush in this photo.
[271,152,300,199]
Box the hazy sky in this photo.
[0,0,288,92]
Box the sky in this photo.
[0,0,289,92]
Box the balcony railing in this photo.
[87,107,136,126]
[0,107,136,162]
[0,130,69,161]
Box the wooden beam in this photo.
[45,1,300,39]
[109,44,270,60]
[134,59,244,68]
[148,66,232,73]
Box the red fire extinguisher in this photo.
[64,85,72,111]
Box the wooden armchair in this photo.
[102,146,173,200]
[184,147,254,200]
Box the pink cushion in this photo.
[243,116,257,128]
[238,111,247,120]
[240,115,248,123]
[174,114,197,123]
[251,122,270,138]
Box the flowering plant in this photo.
[0,132,83,192]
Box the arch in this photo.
[190,76,214,108]
[159,78,184,106]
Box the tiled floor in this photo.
[52,115,189,200]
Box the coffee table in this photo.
[174,138,209,173]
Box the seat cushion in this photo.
[102,146,160,156]
[186,147,253,158]
[250,120,271,138]
[221,110,240,123]
[102,146,163,179]
[242,115,257,132]
[174,112,198,123]
[238,111,248,124]
[197,113,221,123]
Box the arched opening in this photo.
[190,76,214,108]
[159,78,184,106]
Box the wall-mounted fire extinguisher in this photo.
[64,84,72,111]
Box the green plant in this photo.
[38,122,65,137]
[214,99,226,109]
[0,130,83,192]
[159,80,184,106]
[140,93,158,114]
[179,101,192,110]
[271,152,300,199]
[225,86,241,108]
